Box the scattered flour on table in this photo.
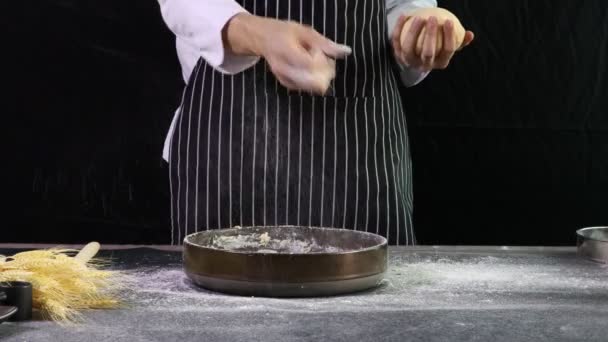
[384,255,606,292]
[124,254,608,312]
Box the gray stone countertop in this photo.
[1,246,607,342]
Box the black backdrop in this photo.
[4,1,607,245]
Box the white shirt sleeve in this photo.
[157,0,260,77]
[386,0,438,87]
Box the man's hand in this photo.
[224,14,351,94]
[391,15,474,72]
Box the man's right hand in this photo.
[224,14,351,94]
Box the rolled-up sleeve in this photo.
[386,0,438,87]
[158,0,260,75]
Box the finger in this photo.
[393,40,403,64]
[278,42,315,69]
[304,29,352,59]
[310,48,334,66]
[291,69,332,94]
[278,74,326,94]
[401,17,426,67]
[420,16,438,70]
[270,61,306,89]
[391,15,408,62]
[275,55,335,94]
[310,49,336,93]
[391,14,408,52]
[275,66,325,93]
[401,17,425,54]
[320,40,352,59]
[276,73,303,91]
[273,43,336,93]
[436,20,456,69]
[441,20,456,54]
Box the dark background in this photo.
[3,0,607,245]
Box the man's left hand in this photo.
[392,15,475,72]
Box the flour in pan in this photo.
[209,233,345,254]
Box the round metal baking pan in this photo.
[576,226,608,264]
[183,226,388,297]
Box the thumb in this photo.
[304,29,352,59]
[457,31,475,51]
[320,39,352,59]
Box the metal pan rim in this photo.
[183,225,388,256]
[576,226,608,242]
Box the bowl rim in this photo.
[183,225,388,256]
[576,226,608,242]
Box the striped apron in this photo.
[169,0,415,245]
